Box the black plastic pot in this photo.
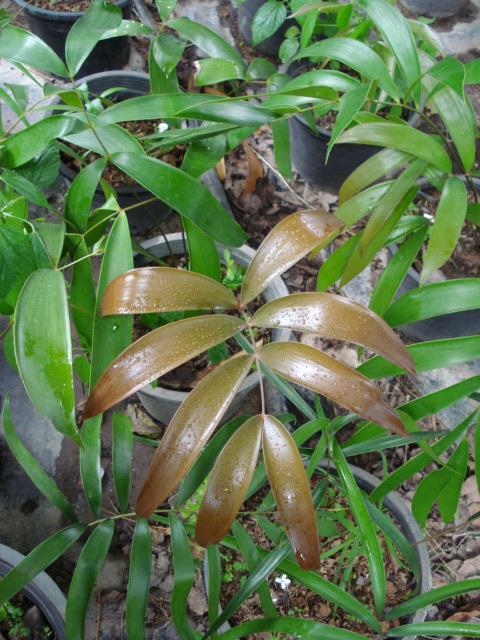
[58,71,172,235]
[286,60,419,193]
[389,177,480,342]
[289,114,386,193]
[237,0,294,57]
[205,464,431,640]
[12,0,132,78]
[400,0,467,18]
[0,543,66,639]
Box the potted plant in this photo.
[2,209,480,638]
[55,70,177,235]
[11,0,134,78]
[316,42,480,339]
[0,543,67,639]
[282,0,442,191]
[1,7,480,638]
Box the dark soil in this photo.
[0,592,55,639]
[28,0,115,11]
[220,483,416,639]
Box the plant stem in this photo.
[88,511,137,527]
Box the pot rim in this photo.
[204,463,431,639]
[0,543,66,639]
[136,232,291,405]
[12,0,130,19]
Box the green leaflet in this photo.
[337,122,451,173]
[14,269,81,445]
[0,524,86,607]
[65,520,115,640]
[359,335,480,379]
[384,279,480,327]
[112,412,133,512]
[421,177,468,285]
[333,441,385,616]
[126,519,152,640]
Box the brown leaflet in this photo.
[259,342,407,436]
[240,210,343,305]
[195,414,262,546]
[262,414,320,570]
[252,292,415,375]
[101,267,237,315]
[82,315,245,419]
[136,354,254,517]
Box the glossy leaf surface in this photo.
[126,519,152,640]
[65,520,114,640]
[260,342,406,435]
[65,0,121,76]
[387,622,480,637]
[294,38,398,98]
[219,618,365,640]
[384,279,480,327]
[358,336,480,379]
[1,116,82,168]
[84,315,244,420]
[386,578,480,620]
[112,412,133,512]
[89,213,133,388]
[0,25,68,76]
[338,122,452,173]
[99,93,274,127]
[357,158,425,254]
[362,0,421,105]
[369,226,428,318]
[135,354,253,516]
[263,415,320,570]
[14,269,80,445]
[111,153,246,246]
[170,514,196,640]
[253,292,414,374]
[70,238,96,350]
[371,411,475,502]
[240,210,342,304]
[196,415,262,546]
[338,148,410,204]
[421,177,468,285]
[176,416,249,507]
[65,157,107,232]
[169,17,245,73]
[101,267,236,316]
[422,55,476,172]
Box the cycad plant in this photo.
[82,209,414,570]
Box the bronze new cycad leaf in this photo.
[83,209,415,570]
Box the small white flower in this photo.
[157,122,169,133]
[274,574,291,590]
